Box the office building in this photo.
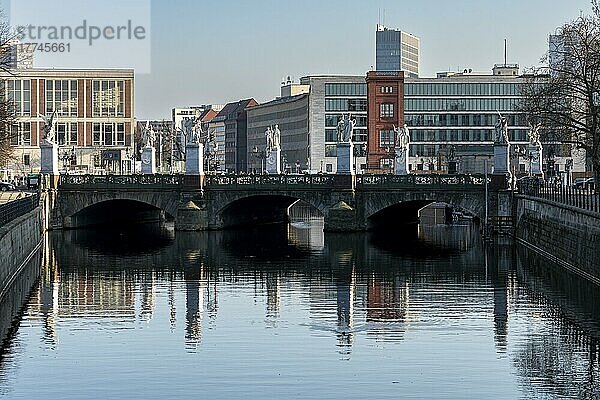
[366,70,405,172]
[403,65,584,175]
[246,93,309,173]
[210,99,258,173]
[1,67,135,175]
[376,25,420,77]
[301,75,368,174]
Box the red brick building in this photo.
[366,71,405,173]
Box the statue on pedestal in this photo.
[272,125,281,150]
[40,111,57,144]
[265,126,274,155]
[183,117,202,145]
[494,114,509,145]
[394,124,410,150]
[336,114,356,143]
[528,123,542,150]
[142,121,156,148]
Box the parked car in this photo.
[0,181,16,191]
[573,177,595,189]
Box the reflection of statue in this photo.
[337,114,355,143]
[265,126,273,153]
[494,114,509,144]
[394,124,410,149]
[142,121,156,148]
[40,111,57,144]
[272,125,281,149]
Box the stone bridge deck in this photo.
[48,174,508,232]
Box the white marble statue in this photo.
[272,125,281,149]
[183,117,202,145]
[265,126,274,153]
[142,121,156,148]
[337,114,355,143]
[394,124,410,150]
[494,114,509,144]
[40,111,57,144]
[528,123,542,149]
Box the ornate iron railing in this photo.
[518,178,599,213]
[58,174,185,190]
[204,174,334,189]
[356,174,488,189]
[0,194,39,228]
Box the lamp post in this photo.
[252,145,265,174]
[514,145,534,177]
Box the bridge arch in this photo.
[363,191,485,229]
[210,192,328,229]
[60,191,180,229]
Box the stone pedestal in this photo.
[40,140,58,175]
[529,145,543,176]
[493,143,510,175]
[185,143,204,176]
[394,147,409,175]
[336,142,354,175]
[141,147,156,175]
[265,148,281,175]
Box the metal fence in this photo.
[518,179,599,213]
[0,194,40,228]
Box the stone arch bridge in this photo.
[46,174,511,232]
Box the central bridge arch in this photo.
[210,192,328,229]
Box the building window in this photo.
[380,86,393,94]
[56,123,78,146]
[379,158,393,169]
[92,80,125,117]
[380,103,394,118]
[379,130,394,147]
[46,80,78,116]
[326,164,333,173]
[9,122,31,146]
[325,144,337,157]
[7,80,31,116]
[23,154,30,166]
[92,122,126,146]
[325,129,337,142]
[325,83,367,96]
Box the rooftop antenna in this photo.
[504,38,507,65]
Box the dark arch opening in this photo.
[219,195,323,229]
[368,200,480,231]
[70,199,174,229]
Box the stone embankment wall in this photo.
[0,207,43,301]
[515,196,600,284]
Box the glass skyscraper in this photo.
[376,25,420,77]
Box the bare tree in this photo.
[0,11,21,170]
[519,2,600,180]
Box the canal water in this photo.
[0,207,599,399]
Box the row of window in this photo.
[325,114,367,128]
[325,144,367,157]
[405,98,520,112]
[10,122,128,146]
[405,113,527,127]
[325,128,367,143]
[405,82,522,96]
[324,83,367,97]
[409,128,529,142]
[1,79,127,117]
[325,98,368,112]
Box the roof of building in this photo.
[0,67,134,78]
[213,98,258,122]
[247,93,308,111]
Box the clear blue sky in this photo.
[3,0,596,118]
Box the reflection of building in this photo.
[1,68,135,175]
[376,25,420,77]
[366,70,405,173]
[185,265,205,348]
[266,273,280,318]
[367,278,409,322]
